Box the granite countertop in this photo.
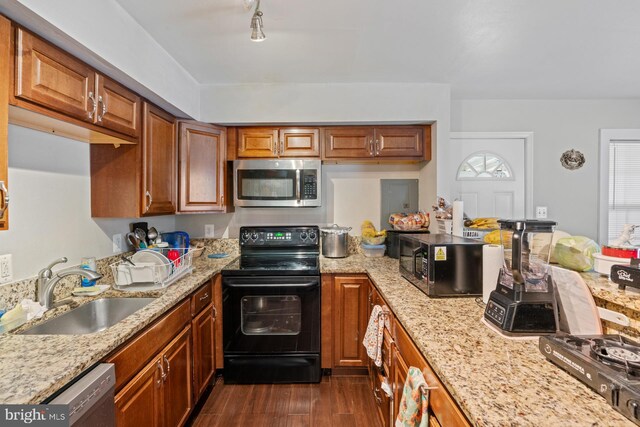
[0,251,636,426]
[323,255,634,426]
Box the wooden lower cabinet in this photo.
[192,303,215,401]
[115,325,192,427]
[332,275,370,370]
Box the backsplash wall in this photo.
[0,125,176,282]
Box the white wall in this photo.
[176,164,422,238]
[0,125,176,282]
[200,82,451,212]
[450,99,640,240]
[0,0,200,118]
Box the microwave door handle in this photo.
[296,169,301,204]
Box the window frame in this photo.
[598,129,640,244]
[456,151,515,181]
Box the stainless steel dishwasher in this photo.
[50,363,115,426]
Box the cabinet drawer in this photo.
[191,281,213,316]
[106,299,191,391]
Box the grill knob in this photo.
[241,232,250,241]
[300,232,308,240]
[309,231,317,241]
[251,233,258,241]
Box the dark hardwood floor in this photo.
[189,376,383,427]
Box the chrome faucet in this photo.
[37,257,103,310]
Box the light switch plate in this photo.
[113,234,123,253]
[0,254,13,284]
[205,225,215,238]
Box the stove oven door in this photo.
[222,275,321,383]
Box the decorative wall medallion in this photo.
[560,149,586,170]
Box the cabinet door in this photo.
[279,128,320,157]
[96,75,141,138]
[142,103,176,216]
[392,346,409,423]
[115,357,163,427]
[0,17,10,231]
[178,122,226,212]
[192,304,215,402]
[162,326,193,427]
[237,127,279,158]
[333,276,369,368]
[15,28,95,122]
[374,126,424,159]
[323,127,374,159]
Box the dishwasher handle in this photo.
[50,363,116,426]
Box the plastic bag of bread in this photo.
[389,211,430,230]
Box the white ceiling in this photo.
[114,0,640,98]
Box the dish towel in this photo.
[362,305,384,367]
[395,367,430,427]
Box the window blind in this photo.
[608,141,640,244]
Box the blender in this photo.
[484,219,558,335]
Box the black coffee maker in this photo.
[484,219,558,336]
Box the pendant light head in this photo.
[250,0,266,42]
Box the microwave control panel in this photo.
[302,170,317,200]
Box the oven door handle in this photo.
[224,281,319,289]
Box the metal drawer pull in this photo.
[145,191,153,213]
[163,355,170,381]
[97,95,107,122]
[156,360,164,386]
[88,92,97,119]
[0,181,8,218]
[212,306,217,318]
[199,292,209,301]
[375,139,381,156]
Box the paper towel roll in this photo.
[483,244,504,303]
[452,200,464,237]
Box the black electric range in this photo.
[540,334,640,425]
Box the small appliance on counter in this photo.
[399,234,484,297]
[611,258,640,290]
[386,229,430,259]
[540,334,640,425]
[484,219,558,336]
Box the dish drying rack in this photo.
[110,248,194,292]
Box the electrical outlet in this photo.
[0,254,13,284]
[536,206,548,219]
[113,234,123,253]
[205,224,215,238]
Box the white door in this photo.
[449,134,529,219]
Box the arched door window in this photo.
[456,152,514,180]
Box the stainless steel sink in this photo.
[21,298,156,335]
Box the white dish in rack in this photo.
[131,250,172,282]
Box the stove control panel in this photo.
[240,226,319,247]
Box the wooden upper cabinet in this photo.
[237,127,279,158]
[279,128,320,157]
[323,125,431,161]
[142,103,176,216]
[323,127,375,159]
[237,127,320,158]
[178,122,227,212]
[375,126,424,158]
[0,17,10,231]
[15,27,95,123]
[96,75,141,138]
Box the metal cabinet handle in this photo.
[145,191,153,213]
[199,293,209,301]
[97,95,107,122]
[373,387,382,404]
[368,138,374,156]
[212,305,217,319]
[88,92,97,119]
[280,138,284,155]
[156,360,164,386]
[163,355,170,381]
[273,142,277,156]
[0,181,8,219]
[375,139,380,156]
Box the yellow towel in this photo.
[362,305,384,367]
[395,366,429,427]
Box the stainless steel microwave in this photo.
[399,234,484,297]
[233,159,321,208]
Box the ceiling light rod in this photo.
[250,0,266,42]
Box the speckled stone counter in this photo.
[0,253,236,404]
[321,255,634,426]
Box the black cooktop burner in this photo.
[221,254,320,276]
[540,334,640,425]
